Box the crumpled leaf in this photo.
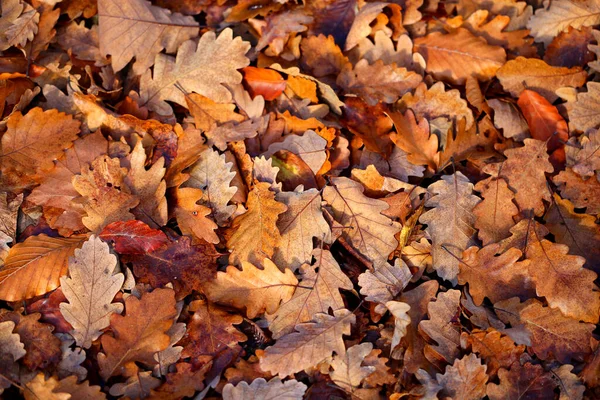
[227,182,287,266]
[72,155,140,233]
[414,28,506,84]
[260,308,355,378]
[419,173,480,283]
[0,234,86,301]
[419,289,462,370]
[223,377,307,400]
[273,188,330,270]
[206,258,297,319]
[330,342,375,392]
[139,28,250,115]
[568,81,600,133]
[185,148,237,226]
[436,354,488,400]
[98,0,198,74]
[59,235,124,349]
[554,364,585,400]
[266,248,353,339]
[98,288,177,379]
[323,177,401,264]
[386,301,411,359]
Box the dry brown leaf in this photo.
[55,376,106,400]
[345,2,387,51]
[205,258,297,319]
[497,57,587,102]
[553,168,600,215]
[186,92,244,133]
[98,288,177,379]
[458,244,534,305]
[260,308,355,378]
[266,248,353,339]
[487,99,529,141]
[569,82,600,133]
[330,342,375,392]
[419,173,480,283]
[223,377,307,400]
[414,28,506,85]
[174,187,219,245]
[337,59,422,105]
[487,362,556,400]
[358,258,411,312]
[227,182,287,266]
[72,155,139,233]
[387,109,439,171]
[273,188,330,270]
[0,107,80,190]
[300,34,346,77]
[484,139,553,216]
[126,141,167,228]
[473,177,519,245]
[435,354,488,400]
[59,235,124,349]
[0,234,86,301]
[24,373,70,400]
[139,28,250,115]
[460,329,525,376]
[264,130,327,174]
[386,301,411,359]
[323,177,401,264]
[419,289,461,370]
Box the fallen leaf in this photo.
[487,362,556,400]
[242,66,286,101]
[223,377,307,400]
[330,343,375,392]
[436,354,488,400]
[99,220,169,254]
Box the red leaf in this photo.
[242,66,287,101]
[99,220,169,254]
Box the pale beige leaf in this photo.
[419,289,462,368]
[260,308,355,378]
[0,320,25,362]
[109,372,160,399]
[345,2,387,51]
[554,364,585,400]
[139,28,250,115]
[419,173,480,283]
[264,130,327,174]
[569,82,600,133]
[126,141,167,228]
[337,59,422,105]
[497,57,586,102]
[399,82,474,129]
[72,155,140,232]
[1,1,39,50]
[185,148,237,225]
[273,188,330,270]
[253,156,282,193]
[58,22,107,66]
[435,354,488,400]
[266,248,353,339]
[360,144,425,181]
[206,259,297,319]
[227,182,287,266]
[385,301,411,359]
[358,259,411,311]
[24,374,70,400]
[330,343,375,391]
[357,32,422,70]
[153,322,185,376]
[487,99,529,141]
[414,28,506,84]
[59,235,124,349]
[0,192,21,243]
[223,378,307,400]
[55,376,106,400]
[527,0,600,45]
[98,0,198,74]
[565,129,600,178]
[0,234,86,301]
[207,118,261,152]
[323,177,401,264]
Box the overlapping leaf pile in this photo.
[0,0,599,398]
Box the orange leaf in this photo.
[243,66,286,101]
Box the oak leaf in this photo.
[419,289,462,369]
[109,371,160,399]
[55,376,106,400]
[98,288,177,379]
[185,148,237,226]
[256,9,312,55]
[300,34,346,77]
[569,81,600,133]
[98,0,198,74]
[173,187,219,245]
[358,259,411,312]
[0,107,80,190]
[484,139,553,216]
[341,97,394,157]
[139,28,250,115]
[0,0,39,51]
[497,57,587,102]
[360,143,425,181]
[419,173,480,283]
[386,301,411,359]
[72,155,140,233]
[0,234,86,301]
[565,129,600,178]
[125,141,167,228]
[59,236,124,349]
[24,374,70,400]
[473,177,519,245]
[260,308,355,378]
[206,259,297,319]
[266,248,353,339]
[227,182,287,266]
[554,364,586,400]
[387,109,439,171]
[323,177,401,264]
[487,362,556,400]
[458,245,533,305]
[414,28,506,84]
[330,343,375,392]
[487,99,529,141]
[99,220,169,254]
[223,377,307,400]
[460,329,525,376]
[263,130,327,175]
[273,188,330,270]
[336,59,422,105]
[554,168,600,215]
[436,354,488,400]
[527,0,600,46]
[0,320,25,363]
